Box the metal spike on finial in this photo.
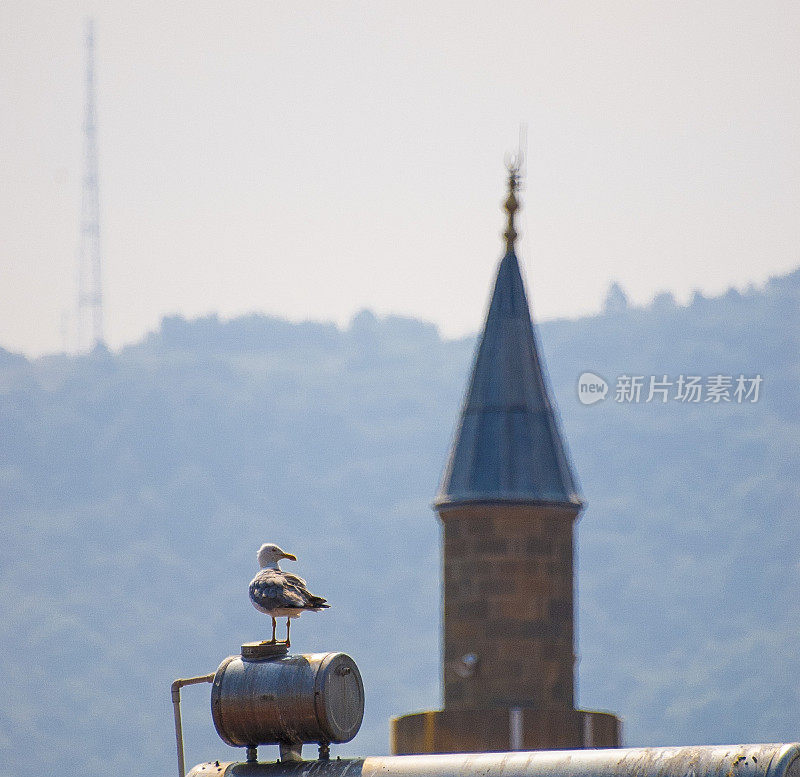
[502,152,522,252]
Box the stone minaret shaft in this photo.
[441,503,577,710]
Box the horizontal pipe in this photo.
[187,743,800,777]
[172,674,216,701]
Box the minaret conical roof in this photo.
[435,173,582,511]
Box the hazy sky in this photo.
[3,1,799,355]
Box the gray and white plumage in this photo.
[249,543,329,619]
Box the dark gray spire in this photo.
[435,172,582,511]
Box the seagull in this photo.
[249,543,329,646]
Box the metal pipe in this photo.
[171,673,215,777]
[509,707,523,751]
[186,743,800,777]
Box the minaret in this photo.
[391,164,620,754]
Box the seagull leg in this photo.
[270,617,277,643]
[285,617,291,647]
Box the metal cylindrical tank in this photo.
[211,651,364,747]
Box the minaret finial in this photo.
[502,154,522,252]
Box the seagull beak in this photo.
[281,552,297,561]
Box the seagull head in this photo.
[257,543,297,569]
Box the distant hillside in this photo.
[1,268,798,777]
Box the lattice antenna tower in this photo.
[77,18,104,352]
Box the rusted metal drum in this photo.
[188,743,800,777]
[211,651,364,747]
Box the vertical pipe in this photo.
[171,675,215,777]
[510,708,523,751]
[172,687,186,777]
[423,711,436,753]
[582,713,593,748]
